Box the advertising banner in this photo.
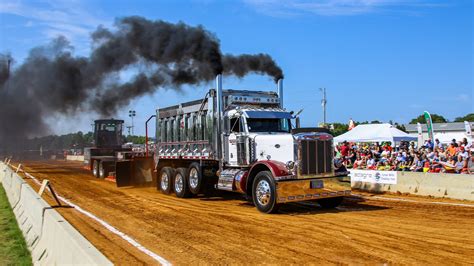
[424,111,434,141]
[349,170,397,185]
[465,121,472,136]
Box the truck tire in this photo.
[188,163,203,195]
[174,168,192,198]
[158,167,174,194]
[99,161,106,179]
[92,160,99,178]
[252,171,279,214]
[317,197,344,209]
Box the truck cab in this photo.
[84,119,127,178]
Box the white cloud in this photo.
[0,0,110,48]
[244,0,443,17]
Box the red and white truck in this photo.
[136,74,350,213]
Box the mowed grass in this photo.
[0,185,32,265]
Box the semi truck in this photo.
[116,74,350,213]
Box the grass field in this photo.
[0,185,32,265]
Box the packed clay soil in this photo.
[12,160,474,265]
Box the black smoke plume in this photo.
[0,16,283,150]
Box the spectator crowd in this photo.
[335,138,474,174]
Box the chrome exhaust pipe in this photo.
[215,74,223,167]
[277,78,283,108]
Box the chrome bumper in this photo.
[275,176,351,203]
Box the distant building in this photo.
[404,122,474,145]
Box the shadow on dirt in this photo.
[277,196,389,215]
[198,191,389,214]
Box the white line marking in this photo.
[352,193,474,208]
[7,163,171,266]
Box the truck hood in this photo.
[250,133,294,164]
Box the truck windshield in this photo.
[247,118,290,133]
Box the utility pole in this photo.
[129,110,136,135]
[319,88,327,127]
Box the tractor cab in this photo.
[94,119,124,149]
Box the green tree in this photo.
[329,123,349,136]
[454,113,474,122]
[125,135,147,144]
[409,114,447,124]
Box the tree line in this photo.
[19,113,474,151]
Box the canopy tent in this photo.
[334,123,417,144]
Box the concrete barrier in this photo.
[15,184,50,249]
[0,162,112,265]
[352,171,474,201]
[38,209,111,265]
[8,173,26,208]
[66,155,84,162]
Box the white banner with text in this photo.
[349,170,398,185]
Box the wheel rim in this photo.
[256,180,271,206]
[161,173,169,191]
[99,165,104,177]
[92,162,98,176]
[189,168,199,189]
[175,173,184,193]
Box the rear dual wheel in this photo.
[158,167,173,194]
[158,167,193,198]
[188,163,203,195]
[173,168,192,198]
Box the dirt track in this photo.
[14,160,474,264]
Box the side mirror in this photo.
[292,108,304,118]
[295,117,301,128]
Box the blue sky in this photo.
[0,0,472,136]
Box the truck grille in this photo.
[299,139,333,175]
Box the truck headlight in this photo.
[286,161,295,171]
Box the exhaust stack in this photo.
[277,79,283,108]
[216,74,223,165]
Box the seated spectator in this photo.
[366,154,376,170]
[447,143,457,157]
[353,154,365,169]
[435,139,443,149]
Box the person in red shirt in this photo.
[340,141,350,158]
[383,142,392,152]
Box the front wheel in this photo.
[317,197,344,209]
[252,171,279,214]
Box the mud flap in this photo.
[115,157,155,187]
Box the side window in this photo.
[230,117,241,133]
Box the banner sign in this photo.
[465,121,472,136]
[424,111,434,141]
[417,122,423,146]
[349,170,397,185]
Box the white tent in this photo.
[334,123,417,144]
